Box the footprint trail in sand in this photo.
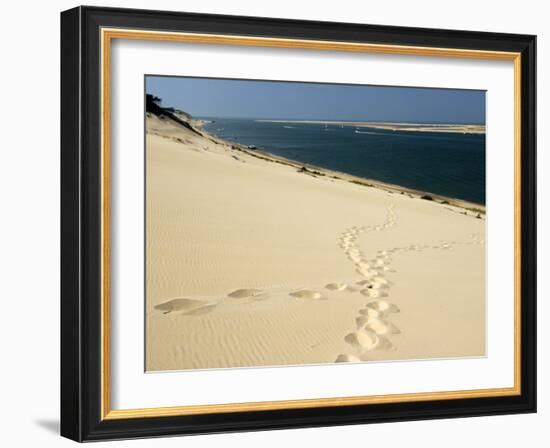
[334,205,402,361]
[152,202,484,367]
[334,205,484,363]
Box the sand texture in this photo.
[145,113,486,371]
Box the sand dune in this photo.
[145,113,485,371]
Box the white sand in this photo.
[145,113,485,371]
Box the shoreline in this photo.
[193,119,486,216]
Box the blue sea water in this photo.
[202,118,486,205]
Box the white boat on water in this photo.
[355,129,379,135]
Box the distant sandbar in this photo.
[256,120,485,134]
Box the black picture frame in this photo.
[61,5,536,442]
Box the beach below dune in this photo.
[145,112,486,371]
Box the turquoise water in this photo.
[202,118,486,205]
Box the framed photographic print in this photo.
[60,6,537,442]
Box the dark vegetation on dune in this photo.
[146,94,201,135]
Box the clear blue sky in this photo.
[146,76,485,124]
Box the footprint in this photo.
[376,335,397,351]
[154,298,217,315]
[356,267,378,278]
[358,307,382,318]
[344,329,379,350]
[360,289,388,298]
[227,288,265,299]
[356,315,369,328]
[325,282,348,291]
[370,282,389,290]
[335,354,361,363]
[372,276,388,283]
[364,317,401,335]
[289,289,324,300]
[371,278,391,289]
[366,299,400,314]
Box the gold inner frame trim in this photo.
[100,27,522,420]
